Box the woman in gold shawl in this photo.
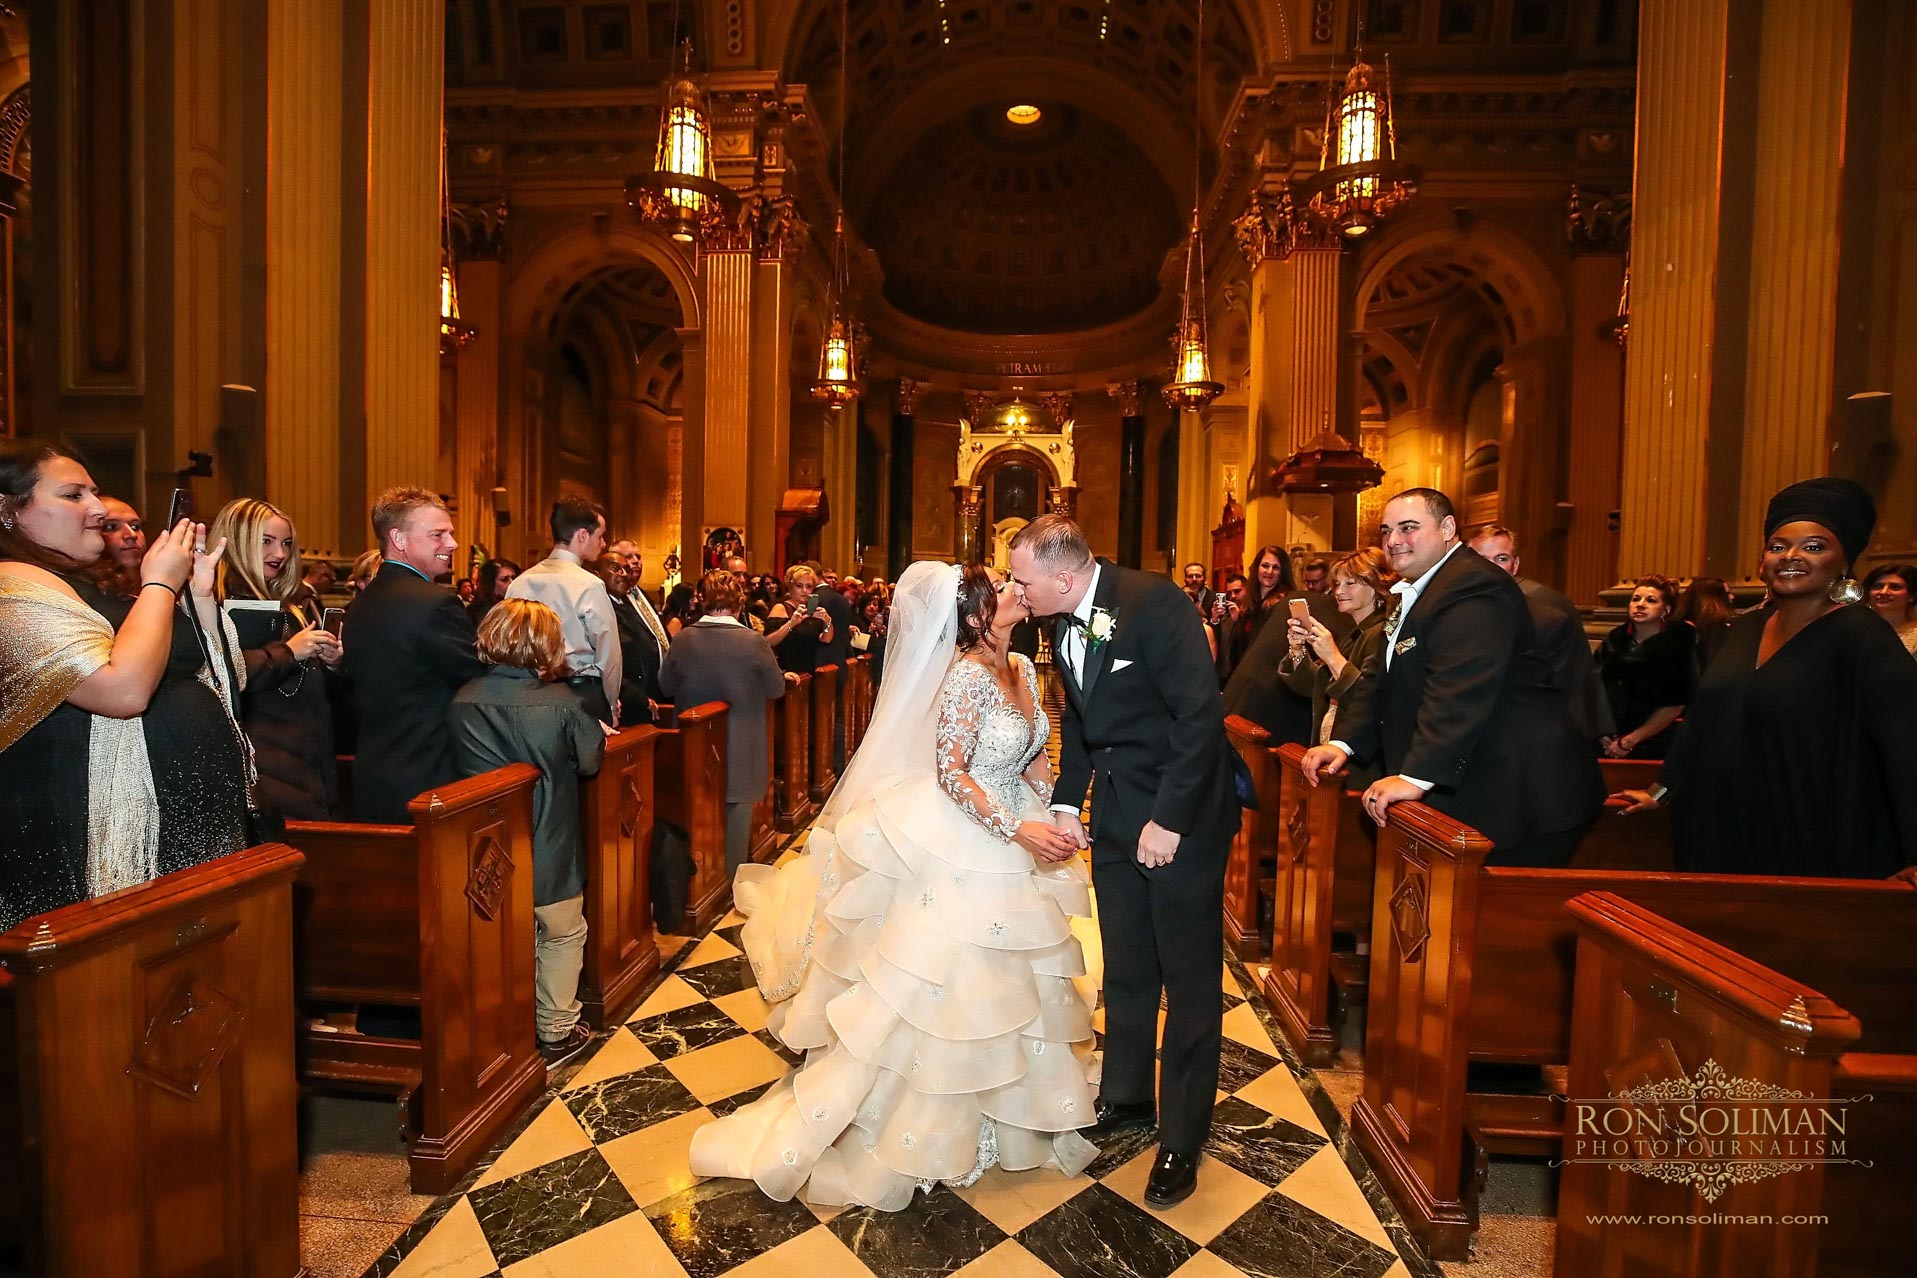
[0,441,248,930]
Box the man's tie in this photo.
[629,589,670,651]
[1384,583,1415,669]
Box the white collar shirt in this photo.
[1059,562,1102,680]
[505,547,623,716]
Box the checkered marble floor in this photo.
[363,881,1440,1278]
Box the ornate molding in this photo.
[1234,185,1341,268]
[755,194,808,263]
[961,389,996,424]
[1037,390,1075,426]
[0,86,28,179]
[1566,184,1632,254]
[1106,380,1143,418]
[895,377,926,417]
[449,198,510,260]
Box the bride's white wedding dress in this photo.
[687,639,1099,1211]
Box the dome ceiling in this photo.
[863,103,1180,334]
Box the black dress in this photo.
[770,604,829,675]
[0,576,249,930]
[1661,606,1917,878]
[1594,622,1697,759]
[228,584,340,820]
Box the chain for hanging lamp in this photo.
[813,0,862,404]
[1164,0,1222,412]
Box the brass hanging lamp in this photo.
[1163,0,1222,412]
[1297,22,1418,238]
[626,21,741,245]
[439,125,475,354]
[812,0,862,404]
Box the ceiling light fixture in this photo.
[1006,104,1042,126]
[813,0,862,405]
[1163,0,1222,413]
[626,10,741,246]
[1296,19,1418,239]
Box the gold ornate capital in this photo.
[1566,185,1632,254]
[896,377,927,417]
[755,195,808,263]
[1038,390,1075,425]
[961,389,996,423]
[1234,185,1341,267]
[449,198,510,261]
[1106,380,1144,418]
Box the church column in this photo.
[358,0,443,509]
[1175,407,1212,573]
[1563,193,1629,603]
[264,0,343,552]
[1233,192,1343,554]
[888,379,922,579]
[748,198,804,565]
[447,207,505,564]
[1497,337,1570,585]
[691,232,753,562]
[1109,381,1146,568]
[1735,0,1853,566]
[823,403,857,571]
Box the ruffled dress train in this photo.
[686,768,1099,1210]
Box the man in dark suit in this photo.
[344,488,487,823]
[803,560,855,771]
[1181,562,1214,615]
[1468,525,1615,744]
[597,552,662,726]
[1302,489,1603,865]
[1009,515,1238,1210]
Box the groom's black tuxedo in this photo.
[1053,560,1237,1155]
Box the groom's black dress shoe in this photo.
[1077,1100,1155,1142]
[1144,1149,1198,1207]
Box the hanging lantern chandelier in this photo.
[812,0,862,404]
[626,37,741,245]
[1297,30,1418,239]
[439,126,475,354]
[1163,0,1222,413]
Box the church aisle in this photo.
[362,885,1435,1278]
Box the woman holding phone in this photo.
[209,497,344,820]
[766,563,834,675]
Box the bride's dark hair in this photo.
[954,564,1000,653]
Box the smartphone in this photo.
[322,607,346,638]
[166,486,191,529]
[1287,596,1311,626]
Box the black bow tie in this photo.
[1057,613,1088,632]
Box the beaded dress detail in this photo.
[688,652,1098,1211]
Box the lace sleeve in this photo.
[936,661,1021,841]
[1017,656,1054,804]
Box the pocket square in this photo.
[1394,636,1419,657]
[1110,659,1135,673]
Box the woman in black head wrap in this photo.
[1614,477,1917,880]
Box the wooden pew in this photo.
[1352,801,1916,1259]
[1555,892,1917,1278]
[809,662,841,803]
[0,845,305,1276]
[1221,716,1276,960]
[774,671,817,833]
[579,726,662,1029]
[1262,743,1374,1065]
[287,764,545,1194]
[751,705,781,863]
[1261,752,1669,1066]
[842,655,869,755]
[655,700,731,932]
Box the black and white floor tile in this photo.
[364,888,1437,1278]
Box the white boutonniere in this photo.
[1087,606,1117,645]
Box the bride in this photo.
[687,560,1099,1210]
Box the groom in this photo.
[1008,514,1237,1207]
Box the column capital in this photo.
[1038,390,1074,425]
[961,389,996,423]
[895,377,927,417]
[755,194,809,263]
[1105,380,1143,417]
[449,198,510,261]
[1233,184,1342,268]
[1566,185,1632,254]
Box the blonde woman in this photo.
[1281,547,1397,772]
[209,498,343,819]
[766,562,835,674]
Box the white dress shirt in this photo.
[506,547,623,717]
[1048,563,1102,818]
[1332,540,1464,793]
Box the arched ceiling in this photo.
[866,103,1180,334]
[787,0,1259,338]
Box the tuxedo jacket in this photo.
[1054,561,1239,885]
[612,595,663,726]
[1331,546,1603,853]
[343,563,487,822]
[1518,576,1615,742]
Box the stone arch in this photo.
[1352,212,1567,347]
[505,218,700,338]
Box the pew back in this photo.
[809,663,840,802]
[655,701,731,932]
[579,727,662,1028]
[1221,716,1274,960]
[0,845,306,1276]
[288,764,546,1193]
[774,672,815,832]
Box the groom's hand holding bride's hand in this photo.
[1016,821,1080,863]
[1137,820,1180,869]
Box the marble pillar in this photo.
[747,253,793,564]
[1737,0,1853,565]
[1176,408,1212,572]
[360,0,443,508]
[888,380,921,579]
[450,258,501,561]
[1117,413,1145,567]
[1564,254,1626,603]
[1498,337,1570,586]
[1241,241,1342,554]
[694,247,752,558]
[823,403,858,572]
[264,0,344,553]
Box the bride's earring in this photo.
[1828,576,1863,605]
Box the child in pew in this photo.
[449,599,606,1067]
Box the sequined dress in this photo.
[688,654,1099,1210]
[0,575,249,930]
